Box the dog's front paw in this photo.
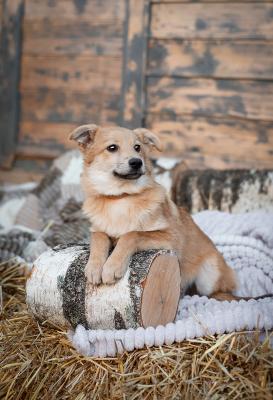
[101,261,127,284]
[85,261,103,285]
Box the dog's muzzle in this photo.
[114,158,144,180]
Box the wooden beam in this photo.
[0,0,24,168]
[120,0,149,128]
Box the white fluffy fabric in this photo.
[69,211,273,357]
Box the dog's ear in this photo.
[134,128,163,152]
[69,124,99,149]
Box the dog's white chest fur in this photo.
[86,197,168,238]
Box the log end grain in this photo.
[141,254,181,328]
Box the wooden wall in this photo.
[18,0,126,159]
[1,0,273,180]
[144,1,273,168]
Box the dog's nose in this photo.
[129,158,143,170]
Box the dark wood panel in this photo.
[23,19,123,56]
[25,0,125,20]
[0,0,24,167]
[148,39,273,79]
[146,115,273,168]
[21,89,120,124]
[120,0,149,128]
[147,77,273,121]
[151,3,273,39]
[20,55,122,91]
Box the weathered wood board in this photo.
[151,3,273,39]
[18,121,76,158]
[120,0,149,128]
[0,0,24,167]
[147,77,273,121]
[152,0,271,2]
[20,55,121,92]
[147,115,273,168]
[23,20,123,56]
[21,89,120,124]
[148,39,273,79]
[24,0,125,19]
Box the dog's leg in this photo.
[86,232,111,284]
[101,231,173,284]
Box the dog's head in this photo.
[69,125,163,196]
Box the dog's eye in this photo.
[134,144,141,152]
[107,144,118,152]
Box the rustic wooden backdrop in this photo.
[1,0,273,181]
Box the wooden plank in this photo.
[20,55,122,91]
[18,121,77,158]
[146,115,273,168]
[120,0,149,128]
[151,3,273,39]
[25,0,125,20]
[23,19,123,56]
[21,89,120,124]
[0,163,48,184]
[0,0,24,167]
[148,39,273,80]
[147,77,273,121]
[152,0,271,2]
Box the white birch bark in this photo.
[26,245,181,330]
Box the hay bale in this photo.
[1,262,273,399]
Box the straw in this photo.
[1,261,272,399]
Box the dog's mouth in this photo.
[113,171,143,180]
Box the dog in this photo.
[69,124,237,300]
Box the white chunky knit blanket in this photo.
[68,210,273,357]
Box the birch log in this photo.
[26,244,181,330]
[172,169,273,213]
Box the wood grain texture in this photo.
[148,39,273,79]
[152,0,270,2]
[146,115,273,168]
[18,121,76,157]
[147,77,273,121]
[18,0,126,162]
[24,0,125,20]
[151,3,273,39]
[20,55,122,91]
[0,0,24,167]
[141,254,180,327]
[21,89,120,124]
[120,0,149,127]
[23,18,123,56]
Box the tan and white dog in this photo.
[69,124,236,300]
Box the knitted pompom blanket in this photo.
[68,211,273,357]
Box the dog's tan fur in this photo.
[69,125,236,299]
